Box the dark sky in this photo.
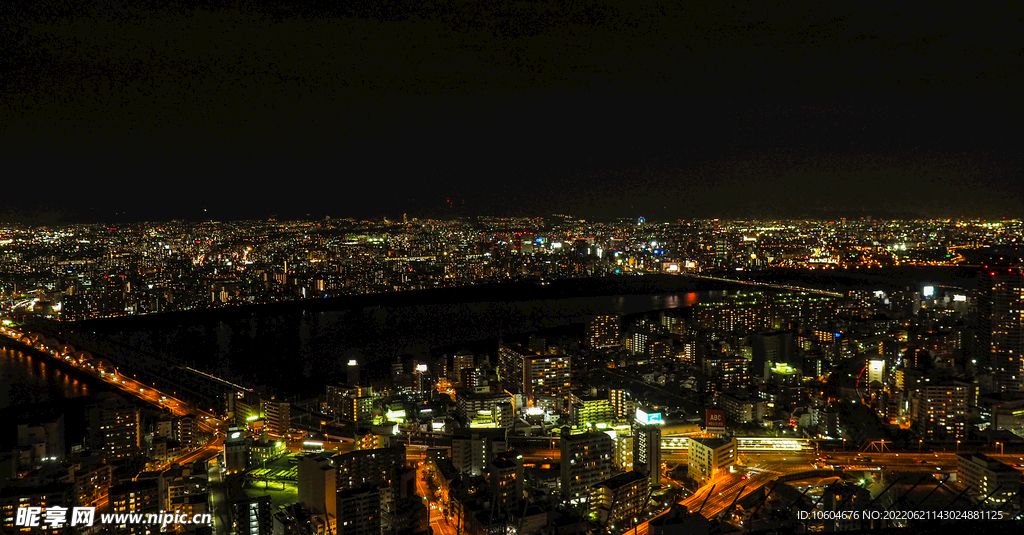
[1,0,1020,222]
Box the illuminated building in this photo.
[715,392,763,424]
[633,409,662,486]
[498,344,571,406]
[956,452,1020,504]
[327,385,374,423]
[570,391,614,427]
[88,394,140,460]
[70,456,113,507]
[332,445,405,491]
[224,427,249,474]
[587,315,621,348]
[909,382,968,438]
[451,429,508,477]
[701,355,750,397]
[630,331,649,356]
[260,397,290,438]
[977,267,1024,392]
[456,388,513,424]
[337,487,380,535]
[160,463,209,519]
[0,482,74,535]
[589,471,648,528]
[233,495,273,535]
[347,358,360,385]
[110,479,160,535]
[176,415,197,448]
[452,350,475,385]
[687,437,736,485]
[560,427,613,508]
[489,452,524,515]
[606,425,634,471]
[609,388,635,420]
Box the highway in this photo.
[633,446,1024,534]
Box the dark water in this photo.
[82,291,712,394]
[0,345,91,410]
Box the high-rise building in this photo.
[88,394,140,460]
[338,487,380,535]
[109,479,160,535]
[609,388,635,420]
[176,415,197,448]
[451,429,508,477]
[910,382,968,438]
[260,398,291,438]
[560,428,613,508]
[701,355,750,397]
[630,331,649,356]
[225,427,249,474]
[498,344,571,405]
[587,315,621,348]
[332,445,406,491]
[633,416,662,487]
[159,463,209,519]
[347,359,361,385]
[233,495,273,535]
[297,455,337,518]
[608,426,634,471]
[327,385,374,423]
[570,391,614,427]
[452,350,475,386]
[0,482,75,535]
[589,471,649,528]
[489,452,524,515]
[977,267,1024,392]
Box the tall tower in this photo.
[633,408,662,487]
[347,358,361,385]
[977,267,1024,392]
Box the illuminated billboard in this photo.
[636,408,663,425]
[953,295,967,302]
[705,409,726,432]
[923,286,935,297]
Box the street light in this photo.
[919,439,923,453]
[997,441,1004,455]
[956,439,961,454]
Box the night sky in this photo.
[1,0,1020,222]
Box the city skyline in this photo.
[3,0,1024,532]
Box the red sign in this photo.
[705,409,726,430]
